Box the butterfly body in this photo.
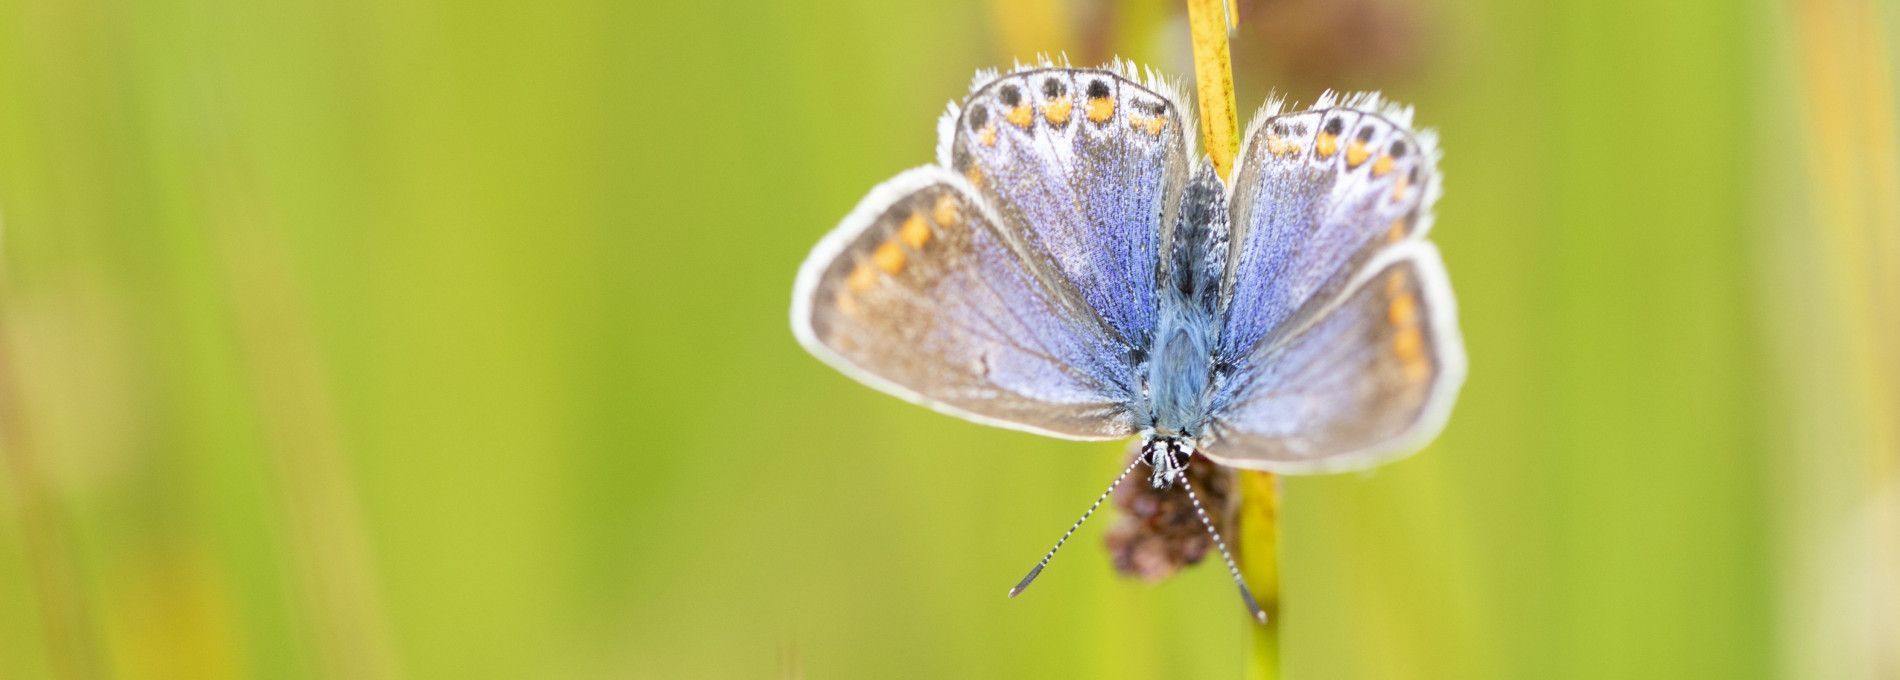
[793,59,1464,475]
[1143,164,1227,440]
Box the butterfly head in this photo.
[1139,433,1196,489]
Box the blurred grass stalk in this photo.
[0,12,401,672]
[0,320,101,680]
[1182,0,1284,677]
[1781,1,1900,677]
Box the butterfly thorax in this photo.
[1146,296,1215,437]
[1143,161,1230,439]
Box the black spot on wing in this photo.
[999,84,1023,107]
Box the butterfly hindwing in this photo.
[1202,241,1465,471]
[942,62,1194,349]
[792,167,1140,440]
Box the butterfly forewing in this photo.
[944,65,1194,349]
[1199,95,1461,471]
[1218,97,1441,361]
[792,167,1140,440]
[1202,242,1464,471]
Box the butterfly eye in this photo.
[1041,78,1066,98]
[998,84,1023,107]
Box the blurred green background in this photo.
[2,0,1896,678]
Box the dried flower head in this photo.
[1105,440,1239,581]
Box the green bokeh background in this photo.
[2,0,1895,678]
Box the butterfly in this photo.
[789,60,1465,623]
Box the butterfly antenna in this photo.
[1008,453,1146,598]
[1174,461,1269,624]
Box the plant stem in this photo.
[1237,470,1282,680]
[1183,1,1284,676]
[1185,0,1241,178]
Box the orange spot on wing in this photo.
[872,240,906,274]
[1315,132,1338,158]
[1042,96,1073,125]
[1393,326,1423,357]
[1346,140,1370,167]
[1006,104,1034,129]
[834,290,860,316]
[1086,97,1115,122]
[977,124,997,147]
[1371,154,1395,177]
[1388,293,1418,327]
[964,164,983,185]
[1385,270,1409,296]
[1391,173,1410,201]
[898,212,931,249]
[846,263,878,293]
[1386,270,1429,380]
[1127,113,1165,136]
[1385,217,1407,244]
[931,194,960,227]
[1393,326,1427,380]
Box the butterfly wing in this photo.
[1217,94,1443,357]
[1202,242,1464,471]
[939,62,1194,349]
[794,62,1198,441]
[791,167,1140,440]
[1201,95,1465,472]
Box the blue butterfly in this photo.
[790,60,1465,623]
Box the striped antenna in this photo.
[1008,453,1146,598]
[1174,459,1268,624]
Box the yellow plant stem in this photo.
[1185,0,1241,178]
[1238,471,1282,679]
[1185,0,1283,677]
